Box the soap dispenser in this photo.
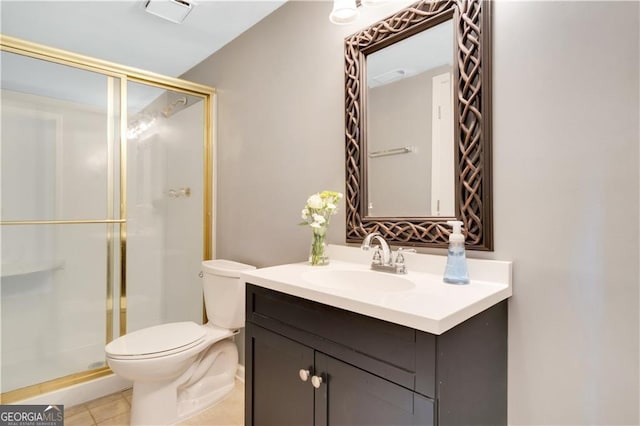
[443,220,470,285]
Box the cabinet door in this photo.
[246,323,315,426]
[315,353,435,426]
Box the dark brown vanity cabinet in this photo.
[248,324,314,425]
[245,284,507,426]
[247,324,433,426]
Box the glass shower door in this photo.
[0,37,213,403]
[125,82,205,333]
[0,51,121,394]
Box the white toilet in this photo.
[105,259,255,426]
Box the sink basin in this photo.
[302,269,415,292]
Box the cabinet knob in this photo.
[299,369,310,382]
[311,375,323,389]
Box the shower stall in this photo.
[0,36,215,403]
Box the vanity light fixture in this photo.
[360,0,388,6]
[329,0,359,25]
[329,0,389,25]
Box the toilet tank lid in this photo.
[106,322,205,357]
[202,259,256,278]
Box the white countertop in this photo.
[241,245,512,335]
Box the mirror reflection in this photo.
[366,19,454,217]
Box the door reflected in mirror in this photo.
[366,19,454,217]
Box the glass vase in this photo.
[309,229,329,266]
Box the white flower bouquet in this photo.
[300,190,343,265]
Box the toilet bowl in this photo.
[105,259,255,426]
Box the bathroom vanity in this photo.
[241,246,512,426]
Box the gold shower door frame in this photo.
[0,35,215,403]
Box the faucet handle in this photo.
[394,248,417,265]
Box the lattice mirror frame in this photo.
[344,0,493,250]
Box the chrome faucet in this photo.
[361,232,416,274]
[361,232,392,265]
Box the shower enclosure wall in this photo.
[0,36,215,403]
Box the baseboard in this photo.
[16,365,244,408]
[16,373,131,408]
[236,365,245,382]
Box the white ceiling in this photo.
[0,0,287,77]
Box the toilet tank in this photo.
[201,259,256,329]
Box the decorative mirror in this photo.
[344,0,493,250]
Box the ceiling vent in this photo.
[144,0,194,24]
[370,69,408,88]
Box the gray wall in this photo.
[183,1,410,267]
[183,1,639,424]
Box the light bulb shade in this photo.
[329,0,359,25]
[361,0,388,6]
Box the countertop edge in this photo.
[242,272,512,335]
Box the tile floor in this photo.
[64,380,244,426]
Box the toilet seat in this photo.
[106,322,207,360]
